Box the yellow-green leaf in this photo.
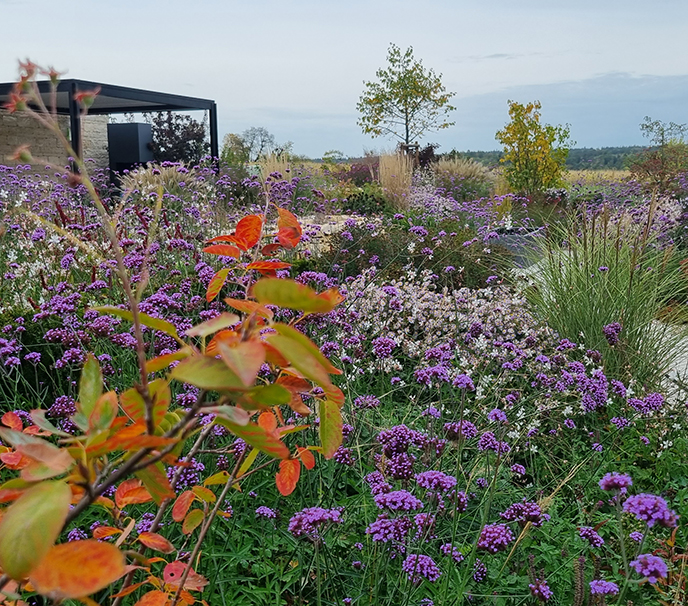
[170,355,246,392]
[182,509,204,535]
[77,353,103,420]
[319,399,342,460]
[251,278,339,313]
[0,480,71,579]
[92,306,179,339]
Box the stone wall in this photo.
[0,109,109,169]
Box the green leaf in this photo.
[319,399,342,460]
[182,509,205,535]
[92,306,179,339]
[214,419,289,459]
[242,384,291,408]
[266,334,334,393]
[135,462,176,506]
[272,323,341,375]
[77,353,103,421]
[170,355,246,392]
[251,279,336,313]
[0,480,71,579]
[184,312,240,338]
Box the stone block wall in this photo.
[0,109,109,170]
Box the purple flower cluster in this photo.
[256,506,278,519]
[477,523,515,554]
[598,472,633,492]
[366,515,412,543]
[443,421,477,440]
[500,500,548,527]
[414,470,457,493]
[602,322,622,346]
[529,578,553,602]
[288,507,343,539]
[578,526,604,547]
[623,494,678,528]
[374,490,423,512]
[401,554,441,583]
[589,580,619,595]
[440,542,464,563]
[629,553,668,583]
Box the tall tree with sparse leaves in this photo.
[357,44,456,146]
[495,100,573,197]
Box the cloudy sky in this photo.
[2,0,688,157]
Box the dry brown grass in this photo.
[435,157,494,183]
[119,163,196,195]
[379,153,413,210]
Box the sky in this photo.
[2,0,688,158]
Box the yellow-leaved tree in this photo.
[495,100,573,198]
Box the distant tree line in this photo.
[440,146,651,170]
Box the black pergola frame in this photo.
[0,79,219,160]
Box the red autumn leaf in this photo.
[138,532,175,554]
[223,297,274,320]
[93,526,122,539]
[257,411,278,434]
[206,268,230,302]
[202,244,241,258]
[111,581,151,598]
[145,348,192,374]
[245,260,291,276]
[0,451,30,469]
[1,412,22,431]
[163,561,209,591]
[115,479,153,509]
[261,243,282,256]
[206,233,243,244]
[275,459,301,496]
[172,490,196,523]
[0,488,25,503]
[234,214,264,250]
[276,208,302,248]
[182,509,204,535]
[29,540,125,600]
[296,447,316,470]
[134,590,169,606]
[85,426,177,457]
[16,440,74,482]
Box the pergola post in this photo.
[209,102,219,159]
[68,81,82,161]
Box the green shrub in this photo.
[342,182,392,215]
[433,158,495,201]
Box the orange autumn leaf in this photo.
[0,451,30,470]
[206,268,230,302]
[257,411,278,434]
[233,214,264,250]
[134,590,169,606]
[275,458,300,496]
[115,479,153,509]
[296,447,316,470]
[92,526,122,540]
[1,412,22,432]
[138,532,175,554]
[245,260,291,276]
[223,297,274,320]
[202,244,241,258]
[163,560,209,591]
[276,208,302,248]
[29,540,125,599]
[172,490,196,523]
